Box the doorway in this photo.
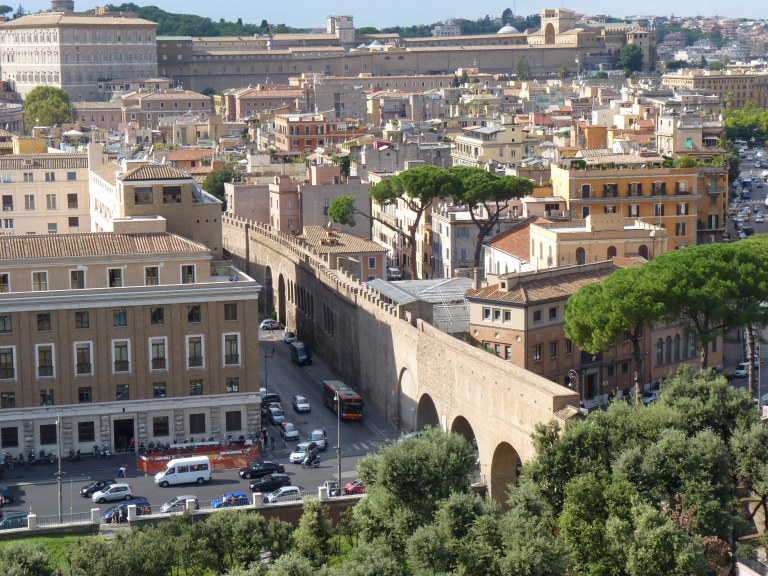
[113,418,135,453]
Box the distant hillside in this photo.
[104,3,303,36]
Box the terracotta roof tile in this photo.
[485,217,538,260]
[301,226,388,254]
[90,161,121,185]
[0,232,208,261]
[166,150,214,161]
[120,164,191,181]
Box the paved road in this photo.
[0,327,398,520]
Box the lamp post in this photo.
[568,369,581,403]
[335,395,341,493]
[56,415,63,524]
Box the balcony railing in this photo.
[224,354,239,365]
[37,366,54,377]
[188,356,203,367]
[76,363,92,375]
[114,360,130,372]
[151,358,167,370]
[0,368,14,379]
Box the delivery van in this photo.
[290,341,312,366]
[154,456,211,487]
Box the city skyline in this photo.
[14,0,768,29]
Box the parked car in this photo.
[102,498,151,523]
[80,479,117,498]
[211,491,249,508]
[259,319,283,331]
[0,486,14,504]
[289,441,319,464]
[732,362,750,378]
[344,479,367,495]
[308,428,327,450]
[267,406,286,426]
[238,461,285,480]
[160,495,199,513]
[0,512,28,530]
[323,480,341,497]
[91,483,133,503]
[642,390,660,405]
[756,215,765,223]
[262,485,302,504]
[284,331,297,344]
[249,473,291,493]
[280,422,300,441]
[292,395,311,413]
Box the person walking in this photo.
[118,464,127,478]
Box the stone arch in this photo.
[264,266,274,314]
[450,415,476,447]
[544,23,556,44]
[416,393,439,430]
[607,246,617,259]
[576,247,586,265]
[638,244,649,259]
[490,441,520,503]
[277,274,287,325]
[398,367,418,430]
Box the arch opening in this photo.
[277,274,287,325]
[490,441,520,504]
[416,393,439,431]
[263,266,274,315]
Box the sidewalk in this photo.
[0,452,136,486]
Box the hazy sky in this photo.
[18,1,768,28]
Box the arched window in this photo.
[674,334,681,362]
[683,333,690,359]
[576,247,585,265]
[638,245,648,259]
[656,338,664,366]
[665,336,672,364]
[607,246,617,259]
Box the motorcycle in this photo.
[27,451,35,466]
[301,455,320,468]
[16,453,25,467]
[93,445,100,459]
[101,446,112,459]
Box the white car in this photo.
[290,441,319,463]
[161,495,198,513]
[732,362,750,378]
[91,483,133,503]
[292,395,311,413]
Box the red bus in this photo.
[322,380,364,420]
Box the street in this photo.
[0,328,398,521]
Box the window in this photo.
[40,423,57,445]
[224,334,240,365]
[223,303,238,321]
[656,338,664,366]
[654,204,664,216]
[189,413,205,434]
[188,305,201,323]
[113,308,127,327]
[1,392,15,408]
[145,266,159,286]
[37,345,54,378]
[565,339,573,355]
[549,342,558,358]
[32,271,48,291]
[70,269,85,289]
[37,313,51,331]
[47,223,58,234]
[533,345,542,361]
[162,186,182,204]
[0,273,7,293]
[548,307,557,319]
[187,336,203,367]
[181,265,195,284]
[69,216,79,228]
[677,203,688,216]
[134,186,153,205]
[628,204,640,217]
[78,421,95,442]
[150,307,164,325]
[368,257,376,269]
[533,310,542,322]
[108,268,123,288]
[67,172,77,181]
[75,311,89,329]
[0,315,10,333]
[1,195,11,211]
[113,340,129,372]
[46,194,56,210]
[676,222,687,237]
[225,410,242,432]
[483,307,491,320]
[75,342,92,375]
[153,382,166,397]
[1,427,18,447]
[116,383,129,400]
[189,379,203,395]
[493,309,501,321]
[40,388,54,405]
[45,172,55,182]
[78,386,92,403]
[24,195,35,210]
[67,193,77,209]
[153,416,169,437]
[150,338,167,370]
[504,346,511,360]
[226,376,240,392]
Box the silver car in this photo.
[161,495,199,513]
[91,483,133,503]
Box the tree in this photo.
[329,166,460,279]
[0,5,12,16]
[292,500,333,567]
[557,66,570,79]
[202,163,234,205]
[12,3,24,19]
[618,43,643,72]
[448,165,533,272]
[501,8,513,22]
[24,86,71,127]
[0,541,54,576]
[731,422,768,530]
[516,56,531,81]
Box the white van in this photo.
[154,456,211,487]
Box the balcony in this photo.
[650,186,667,197]
[37,365,54,377]
[188,356,203,367]
[0,368,14,379]
[151,358,167,370]
[114,360,130,372]
[76,363,92,375]
[224,354,239,365]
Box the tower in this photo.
[51,0,75,12]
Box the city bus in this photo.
[322,380,364,420]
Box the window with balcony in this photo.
[224,333,239,365]
[113,340,129,372]
[675,181,688,195]
[187,336,203,367]
[627,182,642,197]
[36,344,54,378]
[651,182,666,196]
[75,342,92,375]
[603,183,618,197]
[150,338,167,371]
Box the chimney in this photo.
[473,267,482,290]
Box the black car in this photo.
[238,461,285,480]
[249,473,291,493]
[80,479,117,498]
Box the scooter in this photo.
[302,455,320,468]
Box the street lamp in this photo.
[55,415,63,524]
[335,395,341,493]
[568,369,581,402]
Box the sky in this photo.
[17,1,768,28]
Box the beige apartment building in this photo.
[121,89,212,130]
[661,68,768,110]
[301,225,388,282]
[89,157,224,257]
[451,119,541,168]
[0,231,260,454]
[0,5,158,100]
[0,152,92,236]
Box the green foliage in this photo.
[676,155,698,168]
[656,26,724,48]
[723,100,768,141]
[201,164,234,203]
[328,196,357,227]
[0,5,12,15]
[0,541,53,576]
[558,66,570,79]
[24,86,71,127]
[593,71,609,79]
[618,44,643,72]
[292,500,333,567]
[665,60,691,71]
[516,56,532,81]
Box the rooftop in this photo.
[302,226,388,255]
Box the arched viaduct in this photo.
[223,216,579,502]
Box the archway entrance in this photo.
[451,415,479,477]
[113,418,134,453]
[264,267,274,315]
[416,394,439,430]
[277,274,286,325]
[490,441,520,505]
[398,368,417,430]
[544,23,556,44]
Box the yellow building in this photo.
[452,118,541,168]
[661,69,768,109]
